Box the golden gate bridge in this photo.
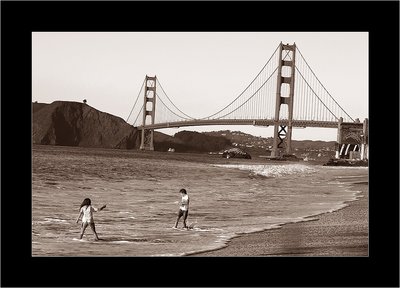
[126,42,368,160]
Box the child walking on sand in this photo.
[174,189,189,229]
[76,198,106,241]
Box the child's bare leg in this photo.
[174,216,181,228]
[174,209,183,228]
[90,223,99,241]
[183,211,188,228]
[79,222,88,239]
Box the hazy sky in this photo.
[32,32,368,141]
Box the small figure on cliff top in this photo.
[76,198,106,241]
[174,188,190,229]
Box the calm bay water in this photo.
[32,145,368,256]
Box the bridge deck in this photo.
[136,119,342,130]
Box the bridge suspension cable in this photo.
[129,43,357,128]
[126,78,145,123]
[132,103,145,127]
[127,76,196,127]
[211,67,278,119]
[156,78,196,120]
[295,47,354,122]
[200,44,281,120]
[154,92,194,122]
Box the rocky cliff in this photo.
[32,101,140,149]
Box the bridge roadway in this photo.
[136,119,344,130]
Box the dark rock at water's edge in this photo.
[221,148,252,159]
[323,158,368,167]
[32,101,140,149]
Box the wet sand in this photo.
[190,181,368,257]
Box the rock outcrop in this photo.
[32,101,140,149]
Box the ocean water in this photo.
[32,145,368,256]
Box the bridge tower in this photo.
[271,42,296,157]
[139,75,157,150]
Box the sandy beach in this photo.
[190,180,368,257]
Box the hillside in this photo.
[32,101,140,149]
[155,131,232,153]
[204,130,337,160]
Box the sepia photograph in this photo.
[32,32,369,257]
[1,1,398,287]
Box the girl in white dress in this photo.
[76,198,106,240]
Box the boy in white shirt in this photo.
[174,189,189,229]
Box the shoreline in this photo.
[189,180,368,257]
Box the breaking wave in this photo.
[213,163,317,177]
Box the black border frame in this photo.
[1,1,399,287]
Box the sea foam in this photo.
[213,163,317,178]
